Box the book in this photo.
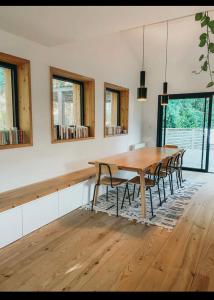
[54,124,89,140]
[0,128,25,145]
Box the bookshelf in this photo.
[0,52,32,150]
[50,67,95,143]
[104,82,129,138]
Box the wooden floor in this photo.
[0,171,214,291]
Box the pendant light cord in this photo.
[142,26,144,70]
[165,21,168,82]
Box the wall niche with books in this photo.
[0,52,32,150]
[104,82,129,138]
[50,67,95,143]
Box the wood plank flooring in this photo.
[0,171,213,291]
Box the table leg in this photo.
[139,170,146,219]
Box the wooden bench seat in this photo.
[0,167,96,213]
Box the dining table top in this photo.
[88,147,180,172]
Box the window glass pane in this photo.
[53,77,81,127]
[0,66,13,130]
[163,97,208,170]
[105,90,119,127]
[209,96,214,172]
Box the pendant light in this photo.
[137,26,147,101]
[161,20,169,106]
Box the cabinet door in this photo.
[59,182,85,217]
[0,206,22,248]
[22,192,59,236]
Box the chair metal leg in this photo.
[121,184,127,209]
[149,187,155,220]
[176,170,179,189]
[162,177,167,202]
[137,185,140,197]
[127,184,131,205]
[132,184,136,201]
[181,167,185,182]
[91,184,98,211]
[106,186,108,201]
[178,168,184,188]
[170,173,174,194]
[116,187,119,217]
[168,174,173,195]
[157,183,162,206]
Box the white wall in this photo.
[1,12,214,192]
[0,29,143,192]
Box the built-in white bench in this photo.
[0,167,96,249]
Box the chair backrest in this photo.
[150,162,162,184]
[172,152,181,168]
[163,144,178,148]
[95,162,118,186]
[162,156,174,173]
[179,149,186,166]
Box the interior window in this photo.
[105,89,120,127]
[0,64,18,130]
[52,76,83,127]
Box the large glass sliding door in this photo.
[208,96,214,172]
[157,93,214,172]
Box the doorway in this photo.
[157,92,214,172]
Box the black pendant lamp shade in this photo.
[137,26,147,102]
[137,71,147,101]
[161,94,169,106]
[161,82,169,106]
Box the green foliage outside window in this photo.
[165,98,214,129]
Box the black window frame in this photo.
[156,92,214,173]
[105,87,121,127]
[52,74,85,126]
[0,60,19,129]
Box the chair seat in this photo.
[128,176,155,187]
[100,176,128,186]
[129,176,140,185]
[145,178,156,187]
[147,168,167,177]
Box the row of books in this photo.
[54,125,89,140]
[0,128,25,145]
[105,126,123,136]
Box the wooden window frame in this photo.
[0,52,32,150]
[104,82,129,138]
[50,66,95,143]
[0,61,19,128]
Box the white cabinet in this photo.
[0,206,22,248]
[22,192,59,236]
[0,178,96,248]
[59,182,84,217]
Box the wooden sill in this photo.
[52,137,95,144]
[104,133,128,138]
[0,143,32,150]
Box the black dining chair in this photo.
[124,162,162,219]
[91,162,131,216]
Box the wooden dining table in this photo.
[88,147,180,219]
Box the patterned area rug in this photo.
[82,178,204,230]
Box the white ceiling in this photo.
[0,6,213,47]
